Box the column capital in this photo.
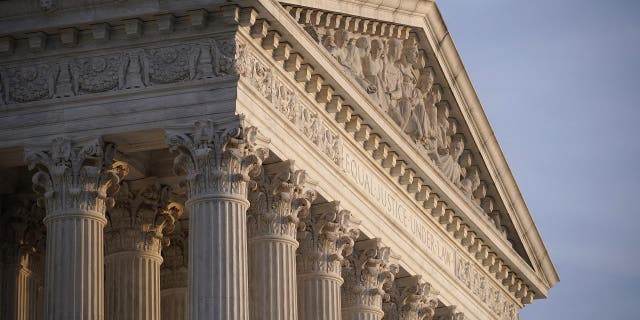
[433,306,464,320]
[165,115,270,201]
[0,193,46,270]
[24,137,129,219]
[247,160,316,240]
[384,275,440,320]
[342,238,399,312]
[105,177,183,256]
[297,201,360,277]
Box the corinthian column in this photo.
[342,239,399,320]
[104,178,182,320]
[165,116,269,320]
[0,194,46,320]
[296,201,360,320]
[433,306,464,320]
[24,137,128,320]
[247,161,316,320]
[382,276,440,320]
[161,216,188,320]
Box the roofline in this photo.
[281,0,559,291]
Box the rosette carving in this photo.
[24,137,129,217]
[105,178,183,255]
[383,276,440,320]
[247,160,316,240]
[342,239,399,312]
[165,116,270,199]
[296,201,360,276]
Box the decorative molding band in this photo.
[237,37,344,167]
[282,3,516,255]
[0,36,239,106]
[233,4,534,309]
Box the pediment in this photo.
[244,0,557,299]
[284,3,529,261]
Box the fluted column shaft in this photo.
[44,213,106,319]
[166,117,269,320]
[297,273,343,320]
[247,162,314,320]
[297,202,360,320]
[248,237,298,319]
[104,179,178,320]
[24,137,127,320]
[188,197,249,318]
[161,218,188,320]
[161,287,188,320]
[341,239,399,320]
[1,261,42,320]
[0,195,46,320]
[104,253,162,319]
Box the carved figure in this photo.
[362,38,385,101]
[459,166,480,198]
[383,39,404,125]
[54,60,75,98]
[436,134,464,186]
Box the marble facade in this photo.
[0,1,558,319]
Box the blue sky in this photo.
[436,0,640,319]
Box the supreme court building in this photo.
[0,0,558,319]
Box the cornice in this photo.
[259,0,558,299]
[235,28,520,319]
[241,0,555,304]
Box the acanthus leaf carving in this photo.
[247,160,317,240]
[383,275,440,320]
[24,137,129,217]
[0,194,46,272]
[165,116,270,199]
[105,178,183,255]
[161,216,188,290]
[342,238,399,314]
[433,306,464,320]
[296,201,360,276]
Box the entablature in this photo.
[0,0,557,312]
[232,0,556,304]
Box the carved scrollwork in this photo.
[161,216,188,290]
[105,178,182,255]
[0,194,46,270]
[342,239,399,313]
[296,201,360,276]
[24,137,129,217]
[383,276,440,320]
[433,306,464,320]
[0,36,240,105]
[237,40,344,166]
[165,116,270,199]
[454,252,517,320]
[247,160,316,240]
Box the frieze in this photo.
[340,147,517,319]
[285,5,515,245]
[0,37,238,105]
[236,39,344,167]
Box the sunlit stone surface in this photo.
[0,1,557,319]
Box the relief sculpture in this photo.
[0,37,237,105]
[312,27,492,204]
[237,40,343,167]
